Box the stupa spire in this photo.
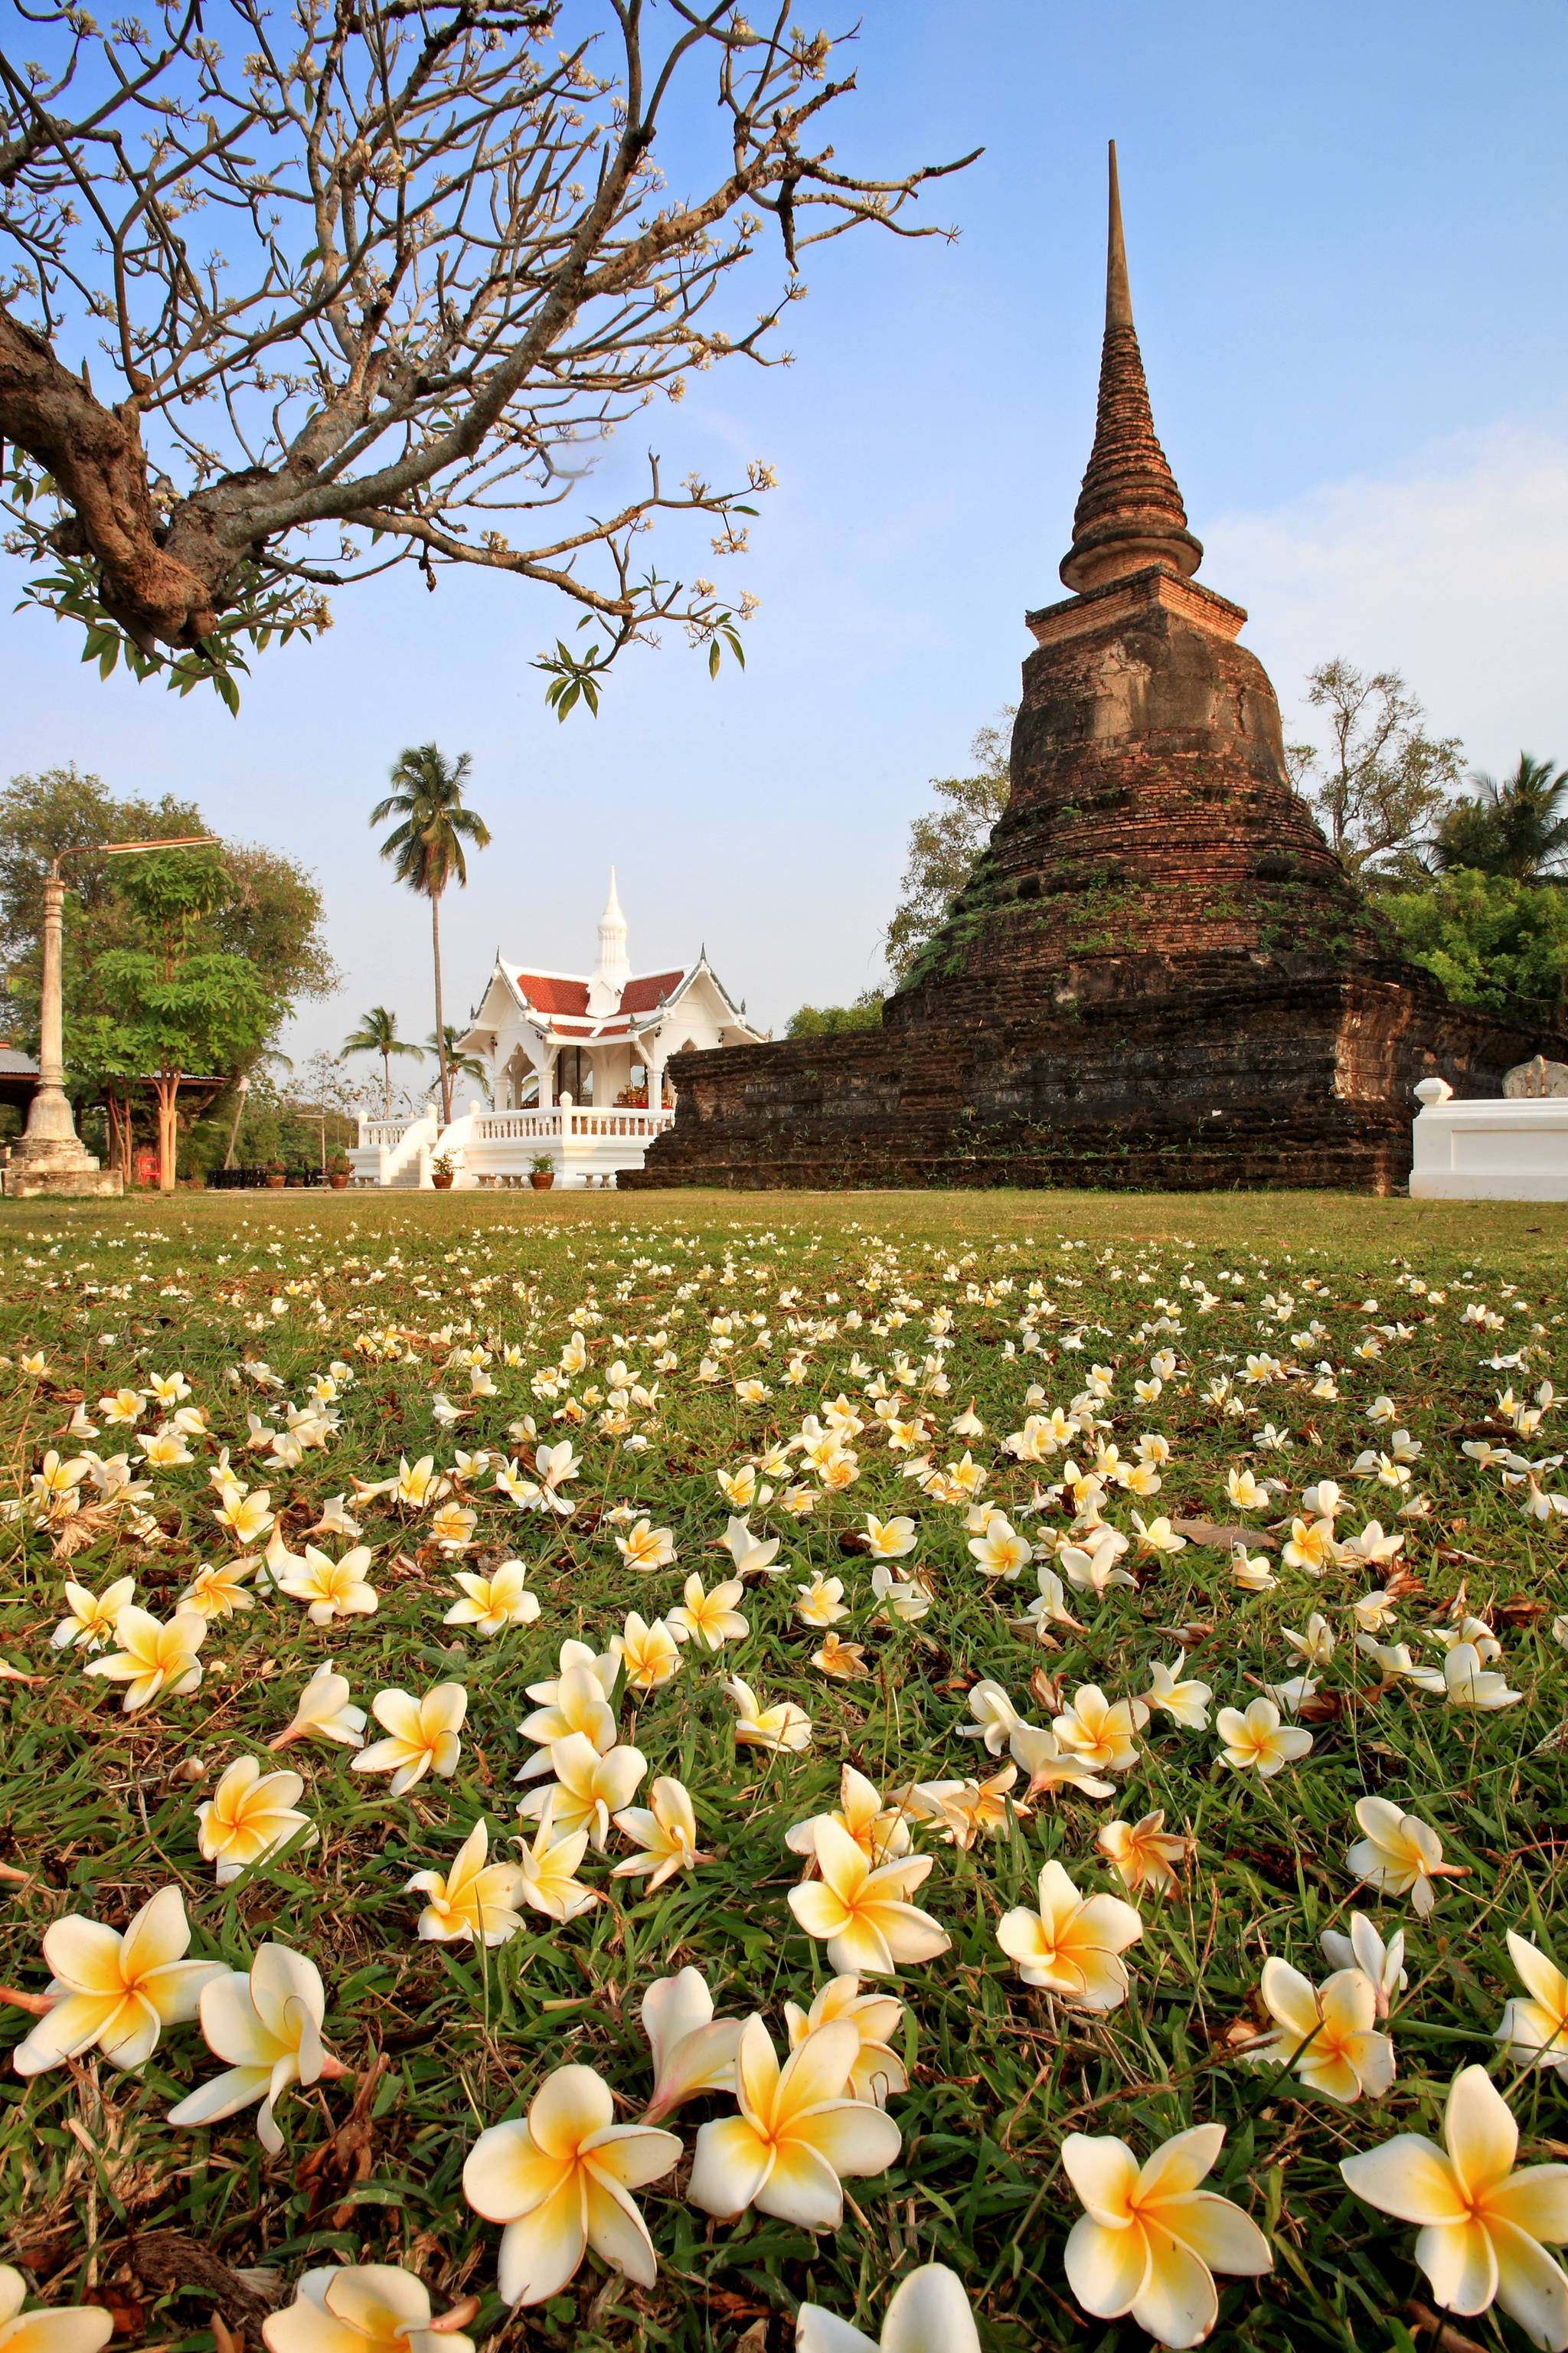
[1059,142,1204,593]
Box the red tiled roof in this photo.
[510,972,589,1016]
[620,969,687,1015]
[506,966,688,1021]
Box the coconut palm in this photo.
[426,1025,492,1106]
[370,746,492,1123]
[342,1005,423,1116]
[1433,753,1568,882]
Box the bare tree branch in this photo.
[0,0,978,708]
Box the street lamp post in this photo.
[5,835,217,1199]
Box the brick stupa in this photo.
[629,148,1550,1194]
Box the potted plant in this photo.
[430,1151,456,1191]
[327,1151,352,1191]
[264,1159,286,1190]
[528,1152,555,1191]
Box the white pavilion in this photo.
[348,874,760,1188]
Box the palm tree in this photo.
[341,1005,423,1116]
[370,747,492,1123]
[1433,753,1568,882]
[426,1024,492,1106]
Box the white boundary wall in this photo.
[1409,1080,1568,1201]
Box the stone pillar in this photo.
[6,869,122,1197]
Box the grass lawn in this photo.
[2,1185,1566,2353]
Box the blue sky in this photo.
[4,0,1566,1065]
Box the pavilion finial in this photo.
[1058,142,1203,595]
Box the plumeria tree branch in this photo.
[0,0,977,704]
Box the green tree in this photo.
[785,992,884,1038]
[371,748,492,1126]
[1432,754,1568,882]
[0,767,338,1157]
[93,853,276,1189]
[1286,661,1463,880]
[884,714,1014,981]
[342,1007,424,1117]
[426,1025,492,1106]
[1376,872,1568,1030]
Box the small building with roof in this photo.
[348,876,761,1188]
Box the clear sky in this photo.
[3,0,1566,1070]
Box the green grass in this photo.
[1,1187,1565,2353]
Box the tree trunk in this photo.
[382,1049,392,1116]
[223,1077,247,1168]
[156,1074,180,1190]
[432,891,451,1124]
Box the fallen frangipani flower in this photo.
[1320,1913,1406,2018]
[783,1976,909,2105]
[11,1885,224,2077]
[518,1733,646,1850]
[1062,2123,1272,2349]
[1008,1721,1116,1802]
[50,1576,136,1652]
[796,2263,979,2352]
[0,2263,115,2353]
[213,1483,274,1548]
[407,1818,526,1946]
[897,1766,1026,1851]
[667,1570,749,1649]
[275,1544,379,1626]
[612,1775,707,1891]
[967,1514,1031,1579]
[615,1516,676,1570]
[1496,1930,1568,2077]
[267,1662,367,1750]
[516,1646,619,1777]
[1347,1795,1462,1918]
[864,1513,919,1559]
[178,1559,256,1620]
[870,1563,933,1623]
[724,1675,812,1755]
[960,1679,1025,1757]
[83,1606,207,1713]
[688,2015,901,2227]
[514,1799,596,1922]
[261,2263,476,2353]
[997,1859,1143,2009]
[1247,1959,1396,2103]
[614,1610,681,1694]
[1341,2064,1568,2348]
[1142,1657,1213,1730]
[197,1757,316,1884]
[1214,1696,1312,1776]
[786,1765,911,1868]
[168,1941,342,2153]
[1059,1529,1137,1598]
[787,1816,949,1976]
[1053,1684,1148,1775]
[724,1515,783,1579]
[1097,1812,1191,1899]
[351,1682,466,1795]
[1405,1640,1523,1711]
[442,1559,539,1636]
[462,2061,681,2303]
[639,1966,743,2122]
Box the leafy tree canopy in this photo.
[785,991,884,1038]
[1432,754,1568,884]
[884,714,1013,982]
[1287,661,1463,881]
[1375,871,1568,1031]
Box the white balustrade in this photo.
[1410,1078,1568,1201]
